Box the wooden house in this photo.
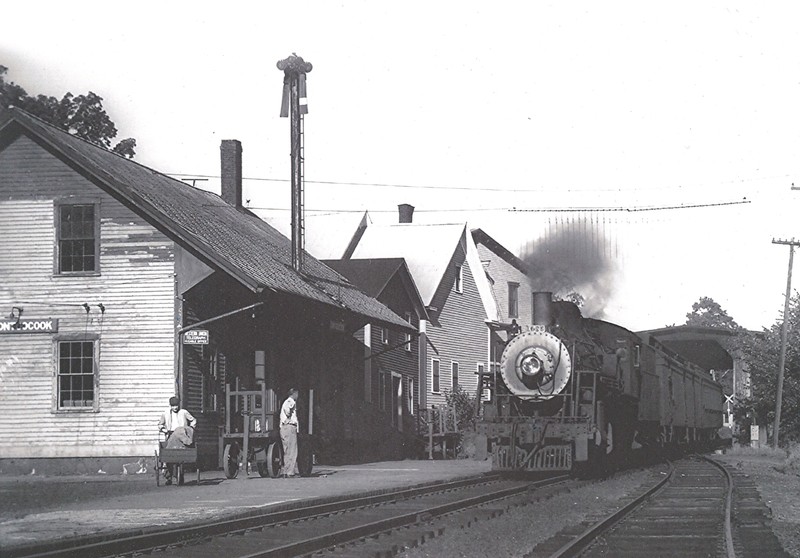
[472,228,539,374]
[340,206,498,411]
[322,258,428,459]
[0,108,412,474]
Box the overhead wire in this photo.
[164,171,792,194]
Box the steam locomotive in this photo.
[477,292,724,474]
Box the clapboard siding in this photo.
[425,248,486,408]
[475,242,535,325]
[0,133,176,458]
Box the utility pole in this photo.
[771,237,799,448]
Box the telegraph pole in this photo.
[771,237,799,448]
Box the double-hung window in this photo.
[454,265,463,293]
[57,338,97,409]
[404,312,413,351]
[432,359,440,393]
[508,282,519,318]
[56,202,99,274]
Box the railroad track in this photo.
[528,456,792,558]
[10,473,569,558]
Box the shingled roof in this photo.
[0,107,411,331]
[323,258,429,322]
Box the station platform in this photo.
[0,459,491,554]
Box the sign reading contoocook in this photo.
[0,318,59,334]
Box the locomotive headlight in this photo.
[520,353,543,377]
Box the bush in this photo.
[780,443,800,475]
[444,386,479,458]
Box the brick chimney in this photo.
[220,140,243,208]
[398,203,414,223]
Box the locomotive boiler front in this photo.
[499,329,572,401]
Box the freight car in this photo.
[476,292,724,474]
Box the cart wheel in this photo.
[255,447,270,478]
[155,450,161,486]
[223,443,239,479]
[298,442,313,477]
[266,441,283,478]
[177,464,185,486]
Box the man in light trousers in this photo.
[280,388,300,478]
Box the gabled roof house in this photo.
[337,205,497,409]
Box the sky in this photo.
[2,1,799,332]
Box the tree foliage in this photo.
[734,292,800,445]
[685,296,741,330]
[0,65,135,158]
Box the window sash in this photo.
[404,312,412,351]
[432,359,440,393]
[508,282,519,318]
[57,340,95,408]
[57,203,98,274]
[452,361,459,390]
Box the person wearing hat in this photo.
[279,388,300,478]
[158,396,196,484]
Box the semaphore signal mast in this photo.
[278,53,312,272]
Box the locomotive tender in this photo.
[477,292,724,473]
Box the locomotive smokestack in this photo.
[398,203,414,224]
[532,292,554,326]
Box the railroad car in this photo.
[477,292,724,474]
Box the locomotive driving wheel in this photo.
[223,442,240,479]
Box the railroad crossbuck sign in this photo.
[183,330,209,345]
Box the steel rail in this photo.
[544,462,675,558]
[9,474,506,558]
[703,456,737,558]
[240,475,569,558]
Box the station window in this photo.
[202,348,220,413]
[432,359,440,393]
[57,339,96,409]
[56,202,99,274]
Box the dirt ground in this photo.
[716,446,800,558]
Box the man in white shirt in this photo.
[158,396,196,484]
[280,388,300,478]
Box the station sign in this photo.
[183,329,209,345]
[0,318,59,334]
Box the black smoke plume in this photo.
[522,214,617,318]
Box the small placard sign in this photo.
[183,329,209,344]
